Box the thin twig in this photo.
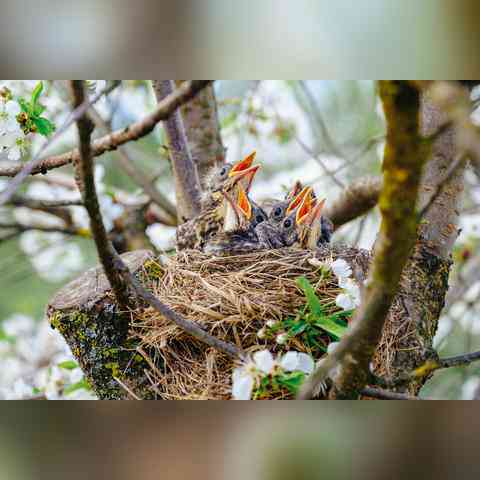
[296,137,346,188]
[7,196,83,209]
[0,81,120,205]
[88,106,177,225]
[360,386,421,400]
[0,81,213,179]
[0,221,81,236]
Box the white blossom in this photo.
[266,320,277,328]
[327,341,340,354]
[275,332,288,345]
[279,351,314,374]
[331,258,352,279]
[231,350,315,400]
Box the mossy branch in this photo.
[299,81,428,399]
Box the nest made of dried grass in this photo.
[130,245,372,400]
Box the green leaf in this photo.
[277,371,306,394]
[296,277,323,317]
[33,103,46,116]
[33,117,56,137]
[64,378,90,395]
[289,321,307,336]
[17,97,30,113]
[311,316,347,340]
[58,360,78,371]
[31,81,43,106]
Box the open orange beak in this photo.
[236,184,252,220]
[228,151,257,178]
[286,186,313,215]
[295,193,314,225]
[230,164,260,194]
[286,180,304,201]
[306,198,326,226]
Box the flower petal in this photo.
[5,101,20,116]
[295,353,314,374]
[253,350,275,374]
[336,293,355,311]
[232,369,254,400]
[279,351,299,371]
[331,259,352,279]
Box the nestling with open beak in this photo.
[176,152,260,251]
[204,183,264,255]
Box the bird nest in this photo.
[131,244,372,400]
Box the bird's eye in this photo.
[283,218,292,229]
[208,231,217,239]
[219,167,228,177]
[273,207,283,218]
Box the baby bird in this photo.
[204,184,262,255]
[176,152,260,251]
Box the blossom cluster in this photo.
[0,90,28,161]
[232,349,314,400]
[0,315,96,400]
[310,257,361,311]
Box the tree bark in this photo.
[152,80,203,222]
[178,82,226,188]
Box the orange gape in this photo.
[237,185,252,220]
[296,193,314,225]
[228,151,256,177]
[286,186,313,215]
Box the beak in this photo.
[229,164,260,194]
[286,186,313,215]
[236,184,252,220]
[228,151,257,177]
[286,180,304,201]
[305,198,326,248]
[296,193,314,225]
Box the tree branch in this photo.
[0,81,120,205]
[299,81,427,399]
[70,80,132,311]
[0,221,81,236]
[360,386,421,401]
[152,80,203,221]
[0,81,212,179]
[178,82,226,187]
[323,176,382,229]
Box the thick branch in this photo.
[0,81,212,178]
[178,82,226,187]
[152,80,203,221]
[70,81,132,311]
[324,176,382,229]
[300,81,427,399]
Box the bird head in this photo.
[270,184,311,225]
[209,151,259,194]
[281,187,314,246]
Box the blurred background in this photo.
[0,80,479,400]
[0,402,480,480]
[2,1,480,78]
